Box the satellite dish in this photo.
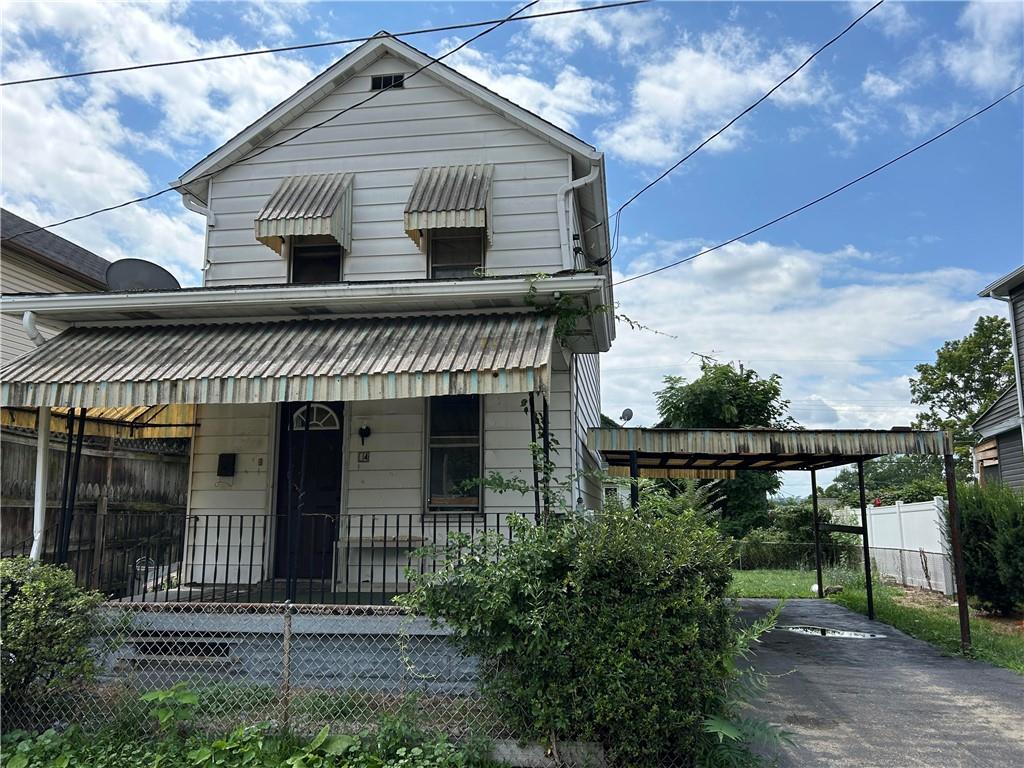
[620,408,633,424]
[106,259,180,291]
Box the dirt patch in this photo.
[890,585,1024,636]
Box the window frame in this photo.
[423,395,484,515]
[370,73,405,91]
[286,235,344,285]
[426,229,486,280]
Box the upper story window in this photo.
[426,395,481,513]
[289,235,342,284]
[428,229,484,279]
[371,73,405,90]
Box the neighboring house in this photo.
[0,34,614,603]
[1,208,109,364]
[974,266,1024,488]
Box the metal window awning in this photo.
[0,312,555,409]
[254,173,354,254]
[588,427,954,473]
[404,164,494,247]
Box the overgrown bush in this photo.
[735,501,860,571]
[0,558,105,720]
[952,483,1024,614]
[399,489,740,766]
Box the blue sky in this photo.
[2,1,1023,493]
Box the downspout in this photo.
[182,179,216,282]
[24,312,48,560]
[556,162,600,272]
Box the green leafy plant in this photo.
[399,487,741,766]
[141,682,199,735]
[0,558,105,721]
[697,606,793,767]
[952,482,1024,614]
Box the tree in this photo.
[823,454,946,507]
[910,315,1014,455]
[655,362,795,538]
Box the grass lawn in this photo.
[730,569,1024,674]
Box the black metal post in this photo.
[528,393,541,524]
[56,409,76,562]
[857,460,875,620]
[629,450,639,510]
[811,468,823,598]
[541,395,551,521]
[58,408,87,565]
[943,452,972,652]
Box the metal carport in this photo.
[587,427,972,651]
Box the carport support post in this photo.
[857,460,875,620]
[811,469,824,599]
[57,408,87,565]
[943,452,972,652]
[629,450,639,510]
[29,407,51,561]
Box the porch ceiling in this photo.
[0,312,556,409]
[589,427,954,472]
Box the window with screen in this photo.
[427,395,481,512]
[428,230,484,279]
[290,236,342,284]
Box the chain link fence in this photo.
[7,602,512,744]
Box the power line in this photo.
[0,1,650,87]
[614,82,1024,286]
[592,0,886,265]
[4,0,553,244]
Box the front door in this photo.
[274,402,343,582]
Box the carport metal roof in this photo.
[587,427,953,473]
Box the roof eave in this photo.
[978,264,1024,299]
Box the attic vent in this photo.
[371,73,405,91]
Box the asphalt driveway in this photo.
[739,599,1023,768]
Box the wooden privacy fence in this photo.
[0,430,189,585]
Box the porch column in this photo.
[857,460,875,620]
[943,452,972,652]
[29,407,51,561]
[811,468,823,599]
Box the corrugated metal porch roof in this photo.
[589,427,954,472]
[1,313,555,409]
[254,173,354,254]
[404,165,494,246]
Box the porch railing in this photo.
[3,511,507,605]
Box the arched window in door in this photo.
[291,403,340,432]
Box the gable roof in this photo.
[175,33,601,202]
[1,209,109,289]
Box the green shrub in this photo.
[0,558,105,720]
[952,483,1023,614]
[399,489,737,766]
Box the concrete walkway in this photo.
[739,599,1023,768]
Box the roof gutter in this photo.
[22,311,45,347]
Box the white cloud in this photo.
[598,27,828,165]
[944,0,1024,93]
[602,240,990,432]
[861,69,906,99]
[241,0,309,42]
[0,2,321,285]
[849,0,920,38]
[523,0,666,55]
[442,44,615,131]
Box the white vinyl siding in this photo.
[203,56,570,286]
[0,250,90,365]
[185,403,276,584]
[574,352,603,509]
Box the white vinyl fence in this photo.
[863,497,953,594]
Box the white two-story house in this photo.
[0,34,614,603]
